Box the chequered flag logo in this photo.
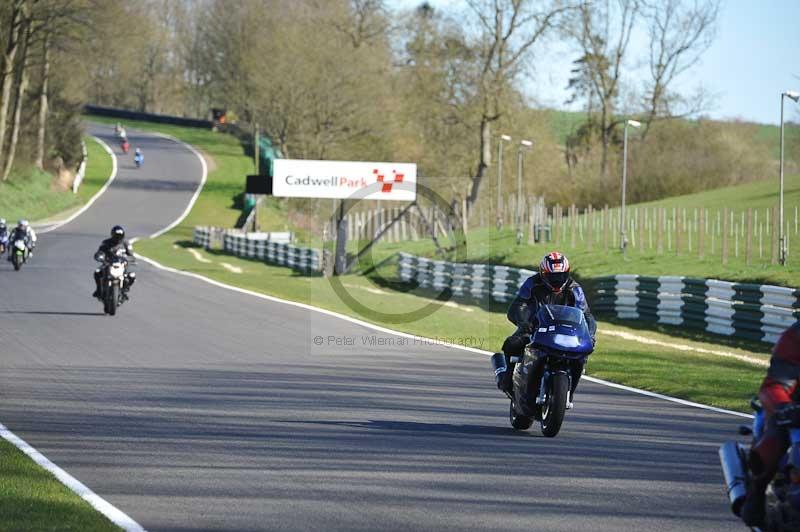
[374,169,404,193]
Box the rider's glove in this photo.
[775,403,800,427]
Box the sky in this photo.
[390,1,800,125]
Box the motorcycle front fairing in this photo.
[514,305,593,416]
[530,305,594,357]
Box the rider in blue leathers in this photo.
[493,252,597,395]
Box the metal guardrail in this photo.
[398,253,799,344]
[84,105,213,129]
[72,140,88,194]
[193,227,320,273]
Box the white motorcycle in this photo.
[96,249,135,316]
[11,238,27,271]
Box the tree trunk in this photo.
[0,0,26,172]
[467,116,491,209]
[600,105,610,178]
[35,32,50,170]
[3,19,31,181]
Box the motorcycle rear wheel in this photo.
[509,400,534,430]
[541,373,569,438]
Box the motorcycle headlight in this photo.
[553,334,580,348]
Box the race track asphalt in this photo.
[0,124,745,531]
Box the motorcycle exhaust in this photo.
[719,441,748,516]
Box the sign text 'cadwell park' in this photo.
[273,159,417,201]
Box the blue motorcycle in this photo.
[504,304,594,437]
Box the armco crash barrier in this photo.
[398,252,535,303]
[590,275,799,344]
[398,253,799,344]
[193,227,321,273]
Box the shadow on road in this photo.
[0,310,105,316]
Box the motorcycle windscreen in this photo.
[531,304,593,354]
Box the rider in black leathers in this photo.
[93,225,136,299]
[494,252,597,395]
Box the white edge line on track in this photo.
[0,423,145,532]
[36,136,118,234]
[2,138,146,531]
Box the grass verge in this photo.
[0,438,121,531]
[0,136,112,225]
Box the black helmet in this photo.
[111,225,125,242]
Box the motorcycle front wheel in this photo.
[540,372,569,438]
[108,284,119,316]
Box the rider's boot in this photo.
[92,271,102,299]
[740,451,771,526]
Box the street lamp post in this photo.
[516,139,533,244]
[780,90,799,266]
[620,119,641,253]
[497,134,512,230]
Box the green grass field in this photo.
[102,113,770,413]
[0,439,121,531]
[0,136,112,225]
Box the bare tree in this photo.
[2,11,32,181]
[565,0,639,177]
[331,0,389,48]
[463,0,572,208]
[0,0,27,174]
[640,0,719,137]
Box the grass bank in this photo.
[0,136,112,225]
[0,439,121,531]
[98,114,768,413]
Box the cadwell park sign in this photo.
[273,159,417,201]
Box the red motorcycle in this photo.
[121,139,130,154]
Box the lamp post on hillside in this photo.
[497,134,512,230]
[516,139,533,244]
[780,90,799,266]
[620,119,641,253]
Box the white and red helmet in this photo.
[539,251,570,293]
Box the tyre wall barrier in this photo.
[398,252,535,303]
[194,227,321,273]
[592,275,799,344]
[398,253,799,344]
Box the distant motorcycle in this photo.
[0,232,8,255]
[134,152,143,168]
[95,248,134,316]
[10,237,27,271]
[720,399,800,530]
[494,304,594,437]
[121,139,130,154]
